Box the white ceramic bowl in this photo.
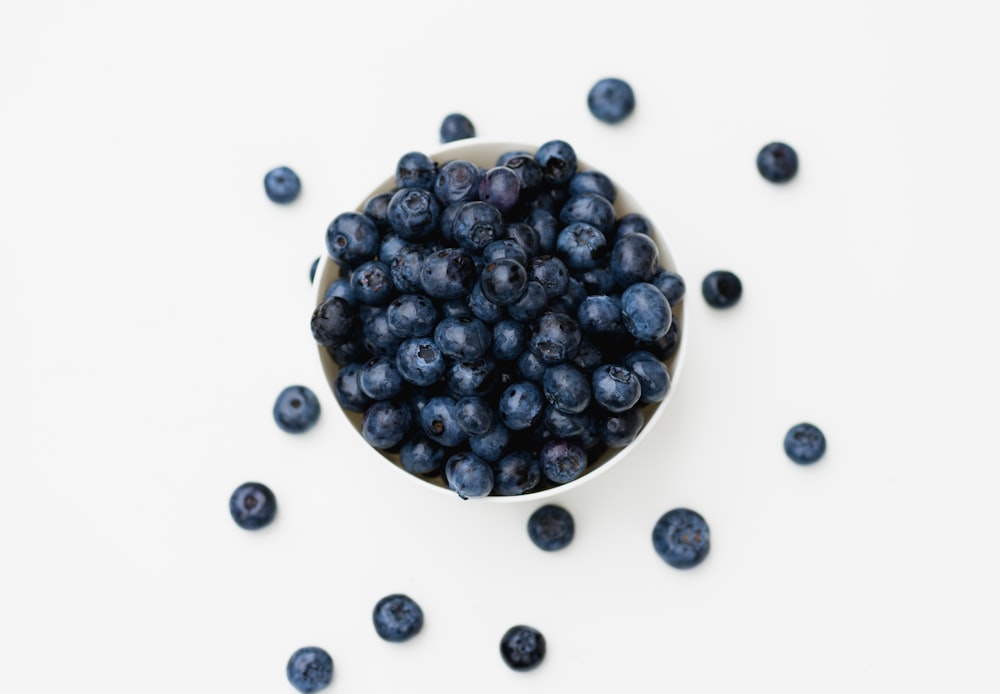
[314,139,687,501]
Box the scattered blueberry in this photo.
[372,593,424,642]
[701,270,743,308]
[286,646,333,693]
[784,422,826,464]
[264,166,301,203]
[229,481,277,530]
[273,385,321,433]
[440,113,476,143]
[309,257,320,284]
[756,141,798,183]
[500,625,546,671]
[652,508,710,569]
[587,77,636,124]
[527,504,575,551]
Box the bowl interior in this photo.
[314,139,686,501]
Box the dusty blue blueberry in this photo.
[610,232,659,287]
[326,212,379,268]
[701,270,743,308]
[652,508,710,569]
[621,282,672,341]
[273,385,321,433]
[528,256,569,298]
[548,277,587,316]
[502,153,544,191]
[507,281,548,323]
[286,646,333,693]
[501,222,541,259]
[500,625,546,671]
[445,452,494,499]
[440,113,476,143]
[323,278,356,306]
[615,212,652,239]
[386,294,438,338]
[264,166,301,203]
[434,316,490,361]
[400,435,445,475]
[577,295,623,335]
[497,150,531,166]
[499,381,545,430]
[363,191,393,231]
[468,281,505,324]
[559,194,616,235]
[446,358,496,397]
[362,400,412,450]
[229,481,277,530]
[359,356,404,401]
[395,337,446,387]
[453,201,503,253]
[635,316,680,361]
[529,312,582,365]
[576,266,617,296]
[326,334,369,368]
[493,450,541,496]
[569,170,617,203]
[535,139,577,186]
[623,351,670,404]
[379,233,407,264]
[542,364,590,414]
[592,364,641,413]
[524,207,559,254]
[470,420,510,462]
[543,406,590,438]
[540,439,587,484]
[598,406,644,448]
[483,239,528,266]
[350,261,395,306]
[784,422,826,464]
[311,296,355,348]
[441,297,473,320]
[652,269,686,305]
[334,362,370,413]
[570,338,603,373]
[587,77,636,123]
[361,308,403,357]
[373,593,424,642]
[517,348,547,383]
[492,319,527,362]
[389,245,426,294]
[480,259,529,305]
[420,396,467,447]
[388,188,441,240]
[395,151,437,190]
[478,166,521,212]
[557,222,609,270]
[455,396,494,435]
[433,159,481,205]
[756,142,798,183]
[419,248,477,299]
[527,504,574,551]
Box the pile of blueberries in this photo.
[311,139,685,499]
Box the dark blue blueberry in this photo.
[540,439,587,484]
[441,297,474,320]
[496,224,538,261]
[433,159,481,205]
[598,406,644,448]
[323,278,357,307]
[386,294,438,338]
[361,308,403,357]
[623,351,670,404]
[492,319,527,362]
[701,270,743,308]
[309,257,320,284]
[587,77,636,124]
[635,315,680,361]
[570,338,603,373]
[528,256,569,298]
[499,381,544,431]
[395,151,437,190]
[548,277,587,316]
[311,296,355,348]
[577,295,623,335]
[445,452,494,499]
[500,625,546,671]
[379,233,407,264]
[478,166,521,212]
[440,113,476,143]
[592,364,641,413]
[434,316,490,361]
[273,385,321,433]
[507,280,548,323]
[527,504,574,551]
[359,356,404,401]
[529,312,582,365]
[388,245,426,294]
[559,194,616,236]
[614,212,652,240]
[326,334,370,367]
[543,406,590,439]
[480,259,529,306]
[286,646,333,693]
[756,141,798,183]
[467,281,505,324]
[363,191,393,231]
[264,166,301,203]
[535,140,578,186]
[400,435,445,475]
[576,266,617,295]
[387,188,441,240]
[326,212,379,268]
[470,420,510,462]
[482,241,525,269]
[557,222,609,271]
[610,232,659,287]
[784,422,826,464]
[652,269,685,305]
[496,150,531,166]
[502,153,544,191]
[229,481,277,530]
[446,358,496,397]
[569,170,617,203]
[334,362,370,413]
[523,207,559,254]
[420,396,467,447]
[452,201,503,253]
[652,508,710,569]
[395,337,446,387]
[542,364,590,414]
[524,185,571,217]
[419,248,476,299]
[372,593,424,642]
[517,349,547,383]
[362,400,412,450]
[493,450,541,496]
[455,396,494,436]
[621,282,672,341]
[350,261,395,307]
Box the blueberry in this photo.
[540,439,588,484]
[528,256,569,298]
[441,297,474,320]
[502,153,544,191]
[527,504,574,551]
[598,406,644,447]
[499,381,545,430]
[756,141,798,183]
[480,259,528,306]
[334,362,371,413]
[323,278,356,306]
[286,646,333,693]
[361,307,403,356]
[652,508,710,569]
[501,222,542,259]
[395,337,446,386]
[379,233,408,264]
[263,166,301,203]
[535,139,578,186]
[576,266,617,296]
[326,212,379,269]
[446,358,496,397]
[433,159,481,205]
[635,316,680,361]
[478,166,521,212]
[507,280,548,322]
[350,260,396,307]
[496,150,531,166]
[362,400,412,450]
[543,406,590,438]
[445,452,494,499]
[500,625,546,671]
[621,282,672,341]
[517,349,547,383]
[492,319,527,362]
[395,151,437,190]
[622,351,670,404]
[434,316,490,361]
[542,364,590,414]
[440,113,476,143]
[363,191,393,231]
[273,385,321,433]
[523,207,559,254]
[386,294,438,338]
[592,364,641,413]
[453,201,503,253]
[483,239,528,266]
[389,245,426,294]
[469,420,510,462]
[548,277,587,316]
[556,222,608,270]
[784,422,826,464]
[229,481,277,530]
[570,337,603,373]
[701,270,743,308]
[420,396,467,447]
[400,435,445,475]
[577,295,623,335]
[388,188,441,240]
[493,450,542,496]
[615,212,652,240]
[311,296,355,348]
[652,269,685,305]
[372,593,424,642]
[587,77,636,124]
[610,232,659,287]
[309,257,320,284]
[455,396,494,436]
[529,312,582,365]
[569,170,617,203]
[419,248,476,299]
[467,281,505,323]
[559,194,616,235]
[359,356,404,401]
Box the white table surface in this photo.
[3,1,999,692]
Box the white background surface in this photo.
[3,1,999,692]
